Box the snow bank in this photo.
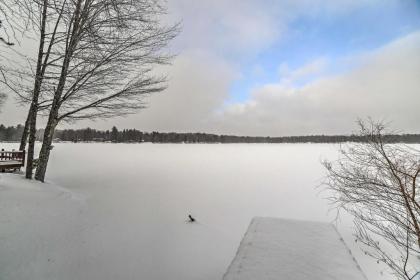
[223,217,368,280]
[0,174,86,280]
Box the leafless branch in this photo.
[20,0,180,181]
[323,119,420,279]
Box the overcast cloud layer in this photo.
[216,32,420,135]
[1,0,419,136]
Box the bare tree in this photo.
[0,0,177,179]
[23,0,53,179]
[12,0,179,181]
[0,0,65,178]
[323,120,420,280]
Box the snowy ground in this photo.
[0,143,402,280]
[223,217,368,280]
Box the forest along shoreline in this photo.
[2,124,420,144]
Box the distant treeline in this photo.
[0,124,26,142]
[1,124,420,144]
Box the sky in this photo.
[1,0,420,136]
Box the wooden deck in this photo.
[223,217,368,280]
[0,150,25,172]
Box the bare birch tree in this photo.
[0,0,66,178]
[12,0,178,181]
[323,120,420,280]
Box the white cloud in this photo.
[107,50,238,132]
[166,0,384,56]
[215,32,420,136]
[278,57,328,85]
[44,31,420,137]
[166,0,283,55]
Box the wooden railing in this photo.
[0,150,25,161]
[0,150,25,171]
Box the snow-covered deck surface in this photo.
[223,217,368,280]
[0,160,22,166]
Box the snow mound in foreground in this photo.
[223,217,368,280]
[0,173,84,200]
[0,174,86,280]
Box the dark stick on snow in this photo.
[188,215,195,223]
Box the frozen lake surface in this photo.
[0,143,397,280]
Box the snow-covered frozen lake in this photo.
[0,143,398,280]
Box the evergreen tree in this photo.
[111,126,119,142]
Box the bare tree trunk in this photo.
[25,105,38,178]
[25,0,48,179]
[19,111,30,151]
[34,0,83,182]
[34,114,57,182]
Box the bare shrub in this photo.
[323,120,420,279]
